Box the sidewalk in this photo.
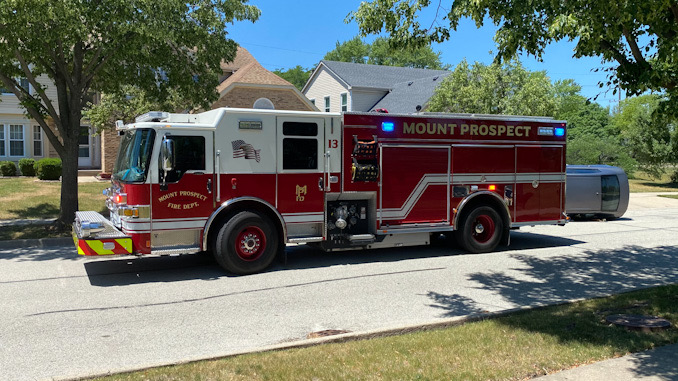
[536,343,678,380]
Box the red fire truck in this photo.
[74,108,567,274]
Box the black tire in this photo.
[214,211,279,275]
[455,206,503,253]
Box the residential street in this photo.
[1,194,678,381]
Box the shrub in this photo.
[670,170,678,184]
[35,158,62,180]
[0,161,17,176]
[18,158,36,176]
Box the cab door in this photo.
[275,117,325,237]
[150,130,214,250]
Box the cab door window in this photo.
[160,135,205,183]
[282,121,318,170]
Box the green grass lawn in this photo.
[0,177,109,220]
[629,171,678,193]
[0,177,109,240]
[96,284,678,381]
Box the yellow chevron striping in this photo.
[86,240,116,255]
[115,238,133,253]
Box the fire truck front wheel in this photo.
[455,206,503,253]
[214,211,279,275]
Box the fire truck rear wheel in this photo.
[455,206,503,253]
[214,211,279,275]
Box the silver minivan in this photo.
[566,165,630,219]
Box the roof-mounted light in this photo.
[135,111,169,123]
[555,127,565,137]
[382,122,395,132]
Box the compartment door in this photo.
[379,145,451,228]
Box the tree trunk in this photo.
[58,136,80,227]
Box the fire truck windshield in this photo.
[112,128,156,183]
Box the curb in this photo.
[0,237,73,250]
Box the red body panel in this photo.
[151,173,214,220]
[277,173,325,215]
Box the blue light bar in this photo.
[554,127,565,137]
[382,122,395,132]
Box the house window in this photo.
[341,93,347,112]
[33,126,43,157]
[9,124,24,156]
[324,96,330,112]
[78,126,90,158]
[20,78,29,93]
[310,99,315,106]
[1,78,30,94]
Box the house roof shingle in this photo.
[217,47,295,93]
[220,46,257,72]
[371,72,451,113]
[321,60,450,90]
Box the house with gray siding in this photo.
[302,60,450,114]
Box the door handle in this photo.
[207,179,212,194]
[318,177,324,191]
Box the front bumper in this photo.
[73,211,133,256]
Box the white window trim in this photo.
[33,125,43,157]
[324,96,330,112]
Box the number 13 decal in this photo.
[328,139,339,148]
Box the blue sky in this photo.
[227,0,621,108]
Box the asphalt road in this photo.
[2,195,678,381]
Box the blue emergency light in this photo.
[381,122,395,132]
[554,127,565,137]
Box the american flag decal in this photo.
[232,140,261,162]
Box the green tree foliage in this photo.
[324,36,371,64]
[273,65,312,91]
[0,0,259,225]
[84,86,189,131]
[567,134,638,174]
[553,80,637,173]
[324,36,446,69]
[609,94,677,178]
[554,80,612,139]
[427,59,556,116]
[351,0,678,117]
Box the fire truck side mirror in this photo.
[161,138,175,172]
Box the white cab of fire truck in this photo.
[74,108,344,275]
